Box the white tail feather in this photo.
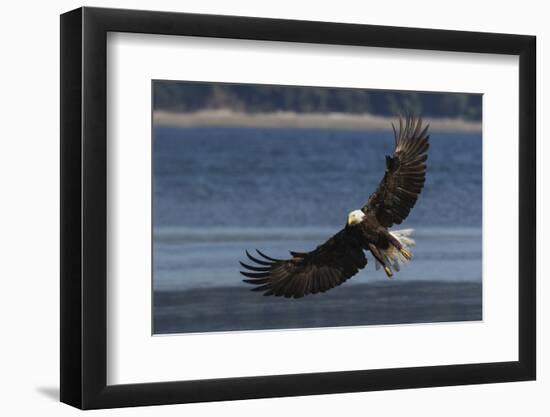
[374,229,416,272]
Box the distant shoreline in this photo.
[153,110,482,133]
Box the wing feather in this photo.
[240,228,366,298]
[363,113,429,227]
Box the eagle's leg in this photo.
[385,231,412,260]
[368,243,393,278]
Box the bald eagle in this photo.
[240,114,429,298]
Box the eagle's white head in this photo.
[347,209,365,226]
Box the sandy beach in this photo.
[153,110,482,132]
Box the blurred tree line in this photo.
[153,81,481,120]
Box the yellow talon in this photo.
[400,248,412,260]
[384,265,393,278]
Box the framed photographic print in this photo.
[60,6,536,409]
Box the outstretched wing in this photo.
[240,229,367,298]
[363,114,429,227]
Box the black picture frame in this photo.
[60,6,536,410]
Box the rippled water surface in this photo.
[152,126,482,333]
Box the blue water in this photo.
[153,127,482,292]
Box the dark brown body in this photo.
[351,212,405,268]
